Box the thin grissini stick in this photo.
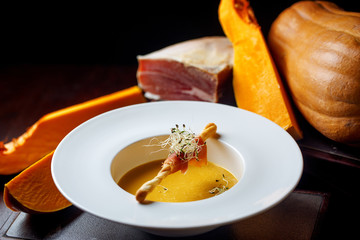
[135,123,217,203]
[134,154,175,203]
[199,123,217,141]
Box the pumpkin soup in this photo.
[118,159,238,202]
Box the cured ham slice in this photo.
[137,37,233,102]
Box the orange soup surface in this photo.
[118,160,238,202]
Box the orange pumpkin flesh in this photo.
[0,86,146,175]
[218,0,302,140]
[3,151,71,213]
[268,1,360,145]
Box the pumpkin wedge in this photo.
[218,0,302,139]
[4,151,71,213]
[0,86,146,175]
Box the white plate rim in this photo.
[52,100,303,231]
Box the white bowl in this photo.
[52,101,303,237]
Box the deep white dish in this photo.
[52,101,303,237]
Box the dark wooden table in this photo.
[1,64,359,240]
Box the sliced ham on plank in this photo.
[137,36,233,102]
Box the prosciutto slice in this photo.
[137,36,233,102]
[135,123,217,203]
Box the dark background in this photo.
[0,0,359,65]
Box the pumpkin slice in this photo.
[0,86,146,175]
[4,151,71,213]
[218,0,302,140]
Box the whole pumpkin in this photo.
[268,1,360,146]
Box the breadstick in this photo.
[135,123,217,203]
[200,123,217,141]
